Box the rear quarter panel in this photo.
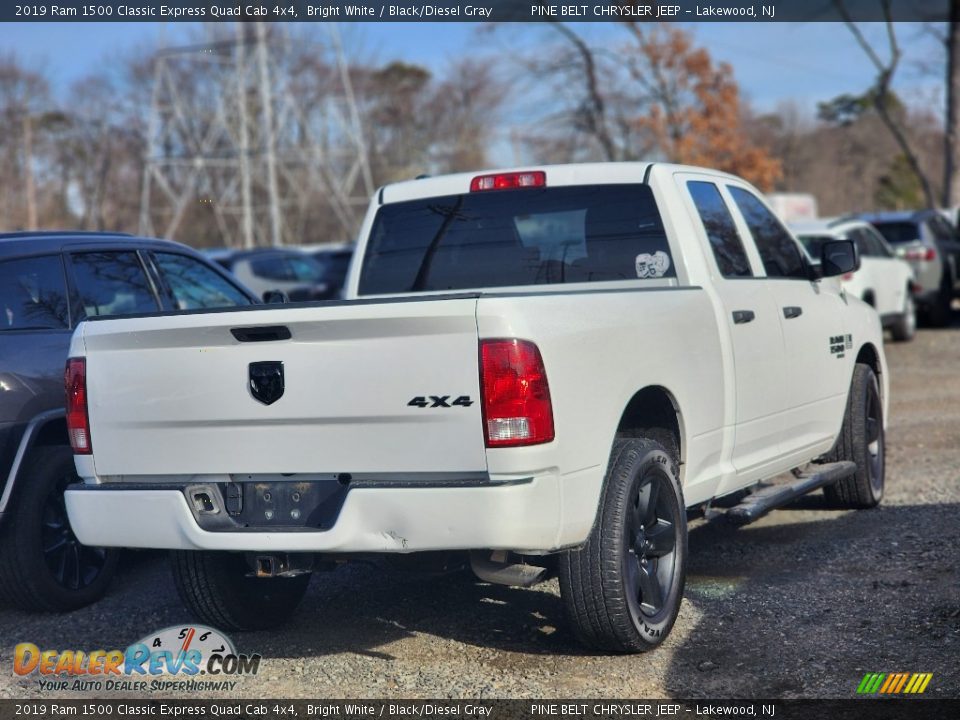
[477,287,725,543]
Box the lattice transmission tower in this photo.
[139,22,373,248]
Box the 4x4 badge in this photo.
[249,361,284,405]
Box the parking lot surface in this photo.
[2,320,958,700]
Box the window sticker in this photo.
[635,251,671,279]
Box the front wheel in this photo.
[823,363,885,509]
[171,551,310,631]
[559,438,687,653]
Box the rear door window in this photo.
[153,253,252,310]
[70,251,160,319]
[728,187,808,279]
[358,184,672,295]
[686,181,753,278]
[0,255,70,331]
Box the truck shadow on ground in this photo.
[664,500,960,697]
[2,501,957,693]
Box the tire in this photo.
[0,446,120,612]
[171,550,310,631]
[890,290,916,342]
[559,438,687,653]
[823,364,885,509]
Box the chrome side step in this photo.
[725,461,857,525]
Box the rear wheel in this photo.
[171,550,310,631]
[823,364,885,509]
[0,446,119,611]
[559,438,687,653]
[890,290,916,342]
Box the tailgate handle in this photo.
[231,326,292,342]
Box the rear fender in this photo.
[0,410,67,518]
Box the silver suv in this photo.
[859,210,960,326]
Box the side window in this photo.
[866,227,893,258]
[849,229,874,257]
[70,251,159,319]
[154,253,252,310]
[728,187,808,279]
[687,181,753,278]
[928,215,955,243]
[0,255,70,331]
[250,256,292,281]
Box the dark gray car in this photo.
[0,232,257,612]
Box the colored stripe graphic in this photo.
[857,672,932,694]
[857,673,885,693]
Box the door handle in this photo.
[783,306,803,319]
[732,310,755,324]
[230,325,292,342]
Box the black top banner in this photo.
[1,0,952,23]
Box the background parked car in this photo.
[858,210,960,326]
[0,232,257,612]
[792,218,916,341]
[301,242,355,299]
[211,248,334,301]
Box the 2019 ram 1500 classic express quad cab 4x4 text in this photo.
[63,163,887,653]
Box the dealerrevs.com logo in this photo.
[14,625,261,692]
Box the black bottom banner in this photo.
[0,699,957,720]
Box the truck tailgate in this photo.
[78,297,486,477]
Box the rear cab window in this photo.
[358,184,674,295]
[0,255,70,331]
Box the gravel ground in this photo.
[2,320,958,700]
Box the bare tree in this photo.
[944,0,960,207]
[837,0,937,207]
[0,55,51,230]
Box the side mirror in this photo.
[820,239,859,278]
[262,290,289,304]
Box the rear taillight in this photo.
[479,339,554,447]
[65,358,91,454]
[470,171,546,192]
[904,247,937,262]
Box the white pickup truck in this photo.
[64,163,888,653]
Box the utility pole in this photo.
[237,24,255,249]
[256,22,283,247]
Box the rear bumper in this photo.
[64,471,582,554]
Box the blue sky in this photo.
[0,21,944,116]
